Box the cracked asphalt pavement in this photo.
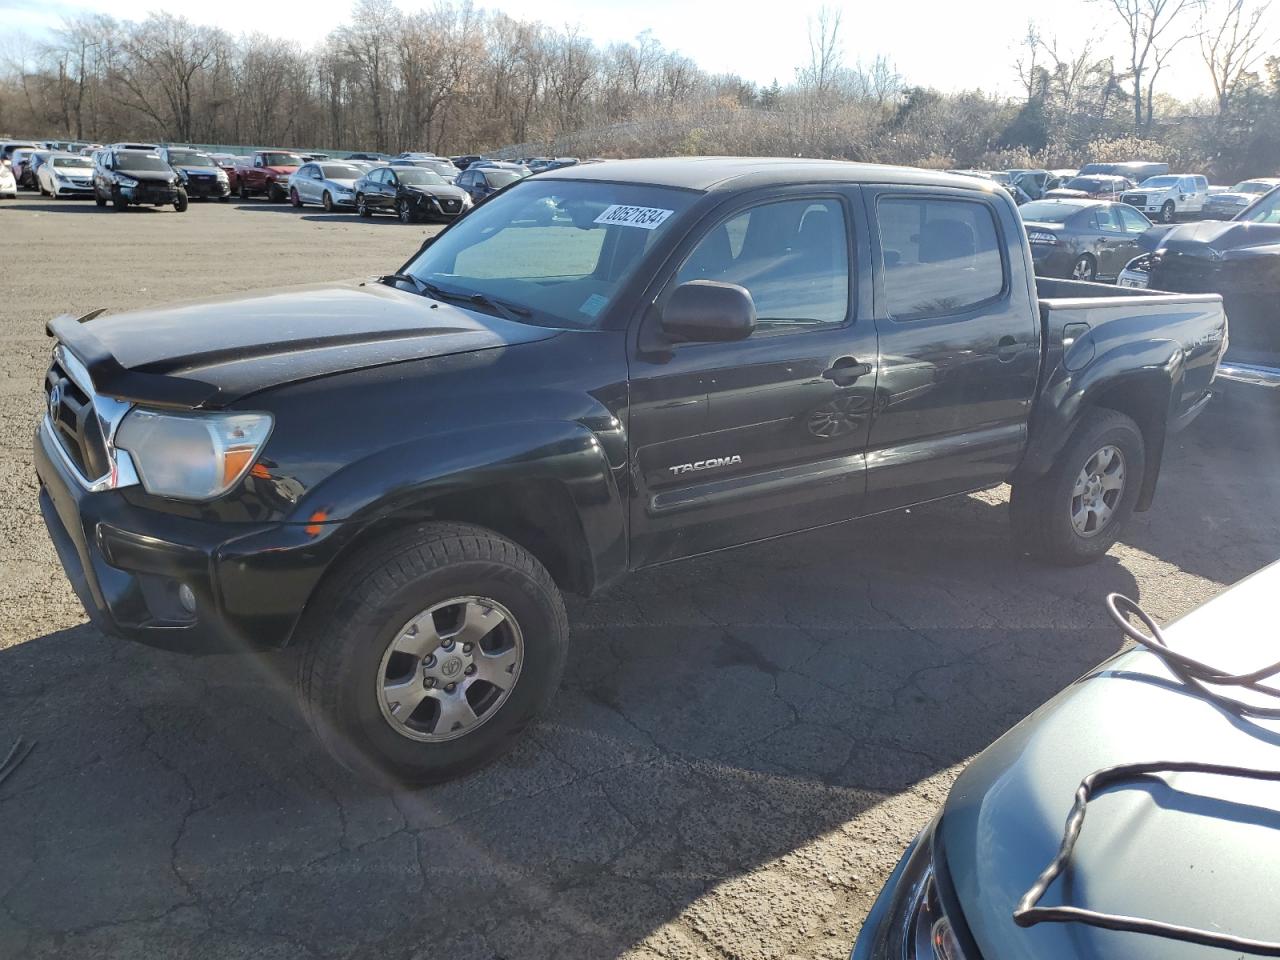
[3,195,1279,959]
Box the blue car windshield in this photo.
[405,179,695,330]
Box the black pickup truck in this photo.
[34,158,1227,783]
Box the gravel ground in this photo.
[2,193,1278,960]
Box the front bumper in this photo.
[183,178,230,198]
[121,182,181,205]
[35,418,335,654]
[53,182,94,196]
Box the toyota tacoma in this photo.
[34,158,1227,783]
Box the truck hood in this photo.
[55,281,559,408]
[1156,218,1280,257]
[937,560,1280,960]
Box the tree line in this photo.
[1,0,1277,179]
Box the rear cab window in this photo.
[875,195,1006,320]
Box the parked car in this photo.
[1021,198,1152,281]
[288,161,365,211]
[468,159,531,175]
[1203,177,1280,219]
[346,152,391,163]
[1119,174,1208,223]
[92,147,187,212]
[0,161,15,199]
[1044,175,1134,201]
[1006,168,1053,200]
[234,150,304,202]
[1116,184,1280,371]
[0,141,39,168]
[450,154,484,170]
[212,155,244,191]
[1078,160,1169,182]
[36,152,95,199]
[158,147,230,200]
[106,142,158,151]
[852,559,1280,960]
[455,162,528,203]
[10,148,42,189]
[34,159,1227,783]
[353,165,471,221]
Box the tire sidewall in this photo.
[314,554,566,783]
[1038,416,1145,562]
[1073,254,1095,281]
[1162,201,1175,223]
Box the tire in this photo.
[239,181,250,201]
[357,194,372,217]
[322,191,333,213]
[397,198,415,223]
[173,189,188,213]
[290,187,302,208]
[1160,201,1176,224]
[95,195,107,208]
[1071,254,1097,282]
[296,522,568,784]
[1010,408,1146,566]
[268,183,284,203]
[112,188,128,211]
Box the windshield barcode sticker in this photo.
[594,205,674,229]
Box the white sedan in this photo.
[0,161,15,199]
[37,153,96,198]
[287,161,364,212]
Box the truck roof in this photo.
[545,156,995,193]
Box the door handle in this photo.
[823,357,873,385]
[996,336,1021,361]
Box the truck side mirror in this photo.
[661,280,757,342]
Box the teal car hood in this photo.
[937,560,1280,960]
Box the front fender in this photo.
[289,419,628,594]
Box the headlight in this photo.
[907,867,966,960]
[1026,230,1058,245]
[461,193,473,206]
[1125,253,1152,275]
[115,409,273,501]
[117,175,138,187]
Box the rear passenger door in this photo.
[628,188,878,567]
[862,187,1041,512]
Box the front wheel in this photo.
[397,198,415,223]
[356,194,372,218]
[1071,254,1097,282]
[290,187,302,208]
[1160,201,1176,223]
[112,189,128,211]
[296,523,568,784]
[239,181,250,201]
[173,189,188,212]
[94,194,107,208]
[1010,408,1146,565]
[322,191,334,213]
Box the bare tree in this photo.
[798,6,845,101]
[1201,0,1271,115]
[1096,0,1199,131]
[111,14,226,140]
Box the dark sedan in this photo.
[1043,175,1134,201]
[353,165,471,222]
[853,559,1280,960]
[455,163,528,204]
[1021,198,1152,281]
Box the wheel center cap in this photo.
[439,656,464,679]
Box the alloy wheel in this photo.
[1070,444,1125,537]
[376,596,524,742]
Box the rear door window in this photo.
[877,196,1005,320]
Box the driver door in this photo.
[628,188,878,568]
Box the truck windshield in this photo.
[404,179,696,330]
[1238,189,1280,223]
[1139,176,1180,188]
[262,153,302,166]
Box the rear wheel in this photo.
[1010,408,1145,565]
[296,522,568,784]
[1071,254,1097,282]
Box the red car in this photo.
[233,150,303,202]
[1043,174,1135,202]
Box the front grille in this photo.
[45,356,109,480]
[1125,194,1146,206]
[441,198,459,212]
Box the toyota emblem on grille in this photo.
[48,381,63,421]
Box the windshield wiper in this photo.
[418,280,533,322]
[376,273,428,294]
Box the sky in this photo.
[0,0,1242,102]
